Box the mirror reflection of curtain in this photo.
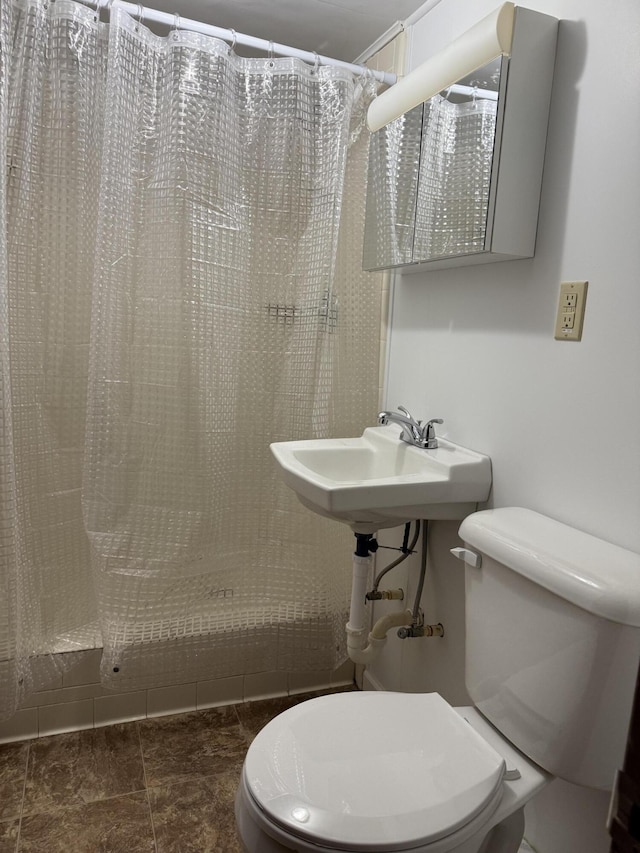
[414,95,497,259]
[363,106,423,268]
[0,0,381,717]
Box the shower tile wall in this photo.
[0,651,354,744]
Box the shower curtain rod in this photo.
[91,0,397,87]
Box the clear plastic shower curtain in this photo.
[0,0,381,714]
[0,0,107,716]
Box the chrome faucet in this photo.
[378,406,443,450]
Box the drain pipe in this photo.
[346,533,413,665]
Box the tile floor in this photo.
[0,690,343,853]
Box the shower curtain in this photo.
[0,0,381,716]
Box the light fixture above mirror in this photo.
[367,2,516,133]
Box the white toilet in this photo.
[235,508,640,853]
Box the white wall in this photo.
[368,2,640,852]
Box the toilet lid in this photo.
[244,691,506,851]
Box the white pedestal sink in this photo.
[271,425,492,533]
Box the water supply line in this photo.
[398,520,444,639]
[366,520,420,600]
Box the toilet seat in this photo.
[243,691,507,851]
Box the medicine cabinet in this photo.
[363,7,558,272]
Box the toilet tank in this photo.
[458,507,640,790]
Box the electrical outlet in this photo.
[555,281,588,341]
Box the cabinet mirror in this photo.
[363,7,558,272]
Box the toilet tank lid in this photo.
[459,508,640,627]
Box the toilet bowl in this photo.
[235,691,548,853]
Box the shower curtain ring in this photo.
[312,51,320,74]
[228,27,237,53]
[136,3,144,26]
[268,40,275,59]
[172,12,180,33]
[355,65,372,93]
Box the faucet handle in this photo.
[422,418,444,449]
[398,405,420,425]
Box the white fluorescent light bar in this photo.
[367,2,516,132]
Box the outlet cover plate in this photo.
[555,280,588,341]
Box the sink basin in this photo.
[271,426,492,533]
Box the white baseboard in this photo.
[361,669,387,692]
